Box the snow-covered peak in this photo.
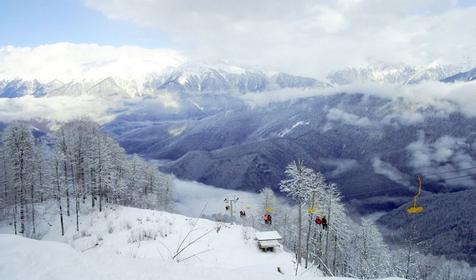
[441,67,476,82]
[0,51,329,98]
[327,63,465,85]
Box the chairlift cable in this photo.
[421,166,476,177]
[438,172,476,181]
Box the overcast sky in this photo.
[1,0,475,78]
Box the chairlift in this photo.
[407,176,424,214]
[307,207,316,215]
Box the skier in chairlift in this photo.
[315,215,322,225]
[322,216,328,230]
[263,214,272,225]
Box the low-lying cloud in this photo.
[327,108,373,127]
[372,157,411,187]
[407,132,476,187]
[0,95,118,125]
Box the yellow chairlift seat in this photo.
[407,176,424,214]
[407,206,424,214]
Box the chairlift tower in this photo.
[224,195,239,220]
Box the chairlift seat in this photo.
[407,206,423,214]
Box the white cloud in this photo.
[0,95,117,124]
[320,158,359,177]
[84,0,476,77]
[327,108,372,127]
[239,80,476,123]
[0,43,186,83]
[372,157,411,187]
[406,132,476,186]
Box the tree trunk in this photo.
[70,162,79,232]
[305,217,312,269]
[61,130,70,216]
[305,192,316,268]
[39,166,44,203]
[13,187,17,235]
[55,163,65,236]
[98,173,102,212]
[297,201,302,266]
[19,155,25,235]
[64,160,70,216]
[90,168,96,208]
[332,233,337,274]
[2,156,7,214]
[19,184,25,235]
[324,196,331,265]
[31,183,35,234]
[97,137,102,212]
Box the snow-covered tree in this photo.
[258,187,277,215]
[0,120,175,236]
[52,150,65,236]
[347,219,392,279]
[3,122,36,236]
[279,161,319,269]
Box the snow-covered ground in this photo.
[0,205,316,280]
[0,203,407,280]
[0,179,401,280]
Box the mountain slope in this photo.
[378,188,476,265]
[441,67,476,82]
[0,206,325,280]
[107,93,476,206]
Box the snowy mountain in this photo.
[441,67,476,82]
[327,63,464,85]
[147,63,327,94]
[0,63,328,98]
[106,92,476,201]
[0,78,132,98]
[378,188,476,265]
[3,62,473,98]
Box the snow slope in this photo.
[0,205,320,279]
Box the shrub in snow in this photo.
[79,229,92,238]
[241,227,253,241]
[128,226,159,243]
[108,223,114,234]
[119,219,133,230]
